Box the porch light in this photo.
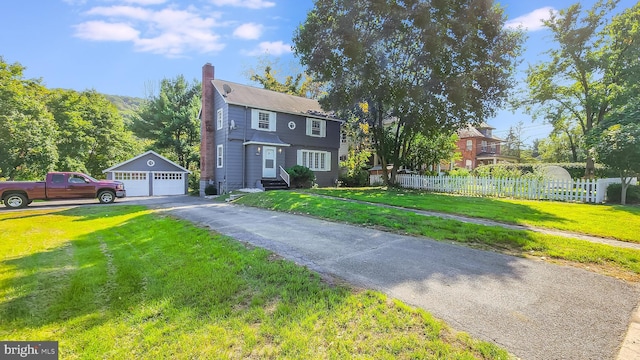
[256,146,261,156]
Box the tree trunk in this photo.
[621,182,628,205]
[584,157,595,179]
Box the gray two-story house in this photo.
[200,63,343,195]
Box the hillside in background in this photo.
[104,94,146,127]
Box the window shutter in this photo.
[325,151,331,171]
[305,118,312,136]
[270,112,276,131]
[297,150,302,165]
[251,109,258,129]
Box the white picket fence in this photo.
[369,174,635,203]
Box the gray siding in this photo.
[212,100,341,192]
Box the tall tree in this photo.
[47,89,141,177]
[0,57,57,180]
[403,132,460,173]
[524,0,640,177]
[245,56,325,99]
[502,121,526,160]
[294,0,524,184]
[134,76,201,170]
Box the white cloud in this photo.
[209,0,276,9]
[505,7,557,32]
[245,40,291,56]
[86,6,151,20]
[233,23,263,39]
[74,21,139,41]
[121,0,167,4]
[73,5,226,57]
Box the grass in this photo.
[0,205,508,359]
[235,191,640,281]
[307,187,640,243]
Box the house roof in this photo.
[243,132,291,147]
[458,123,503,141]
[211,79,341,122]
[102,150,190,173]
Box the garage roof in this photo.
[103,150,190,173]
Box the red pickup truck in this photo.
[0,172,126,209]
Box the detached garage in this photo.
[103,151,190,196]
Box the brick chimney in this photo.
[200,63,215,195]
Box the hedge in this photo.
[606,184,640,204]
[473,163,618,179]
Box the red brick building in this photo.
[454,123,516,169]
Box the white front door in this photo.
[262,146,276,178]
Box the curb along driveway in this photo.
[136,196,639,360]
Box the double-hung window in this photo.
[217,145,223,168]
[466,140,472,151]
[306,118,326,137]
[217,108,223,130]
[251,109,276,131]
[297,150,331,171]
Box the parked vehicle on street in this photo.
[0,172,126,209]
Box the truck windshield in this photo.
[84,174,99,182]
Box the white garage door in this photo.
[114,172,149,196]
[153,172,185,196]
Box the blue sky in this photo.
[1,0,636,143]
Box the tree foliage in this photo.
[245,56,324,99]
[0,57,146,180]
[0,57,58,180]
[294,0,524,184]
[134,76,201,170]
[47,89,141,177]
[339,114,372,186]
[524,0,640,177]
[402,132,459,173]
[595,123,640,204]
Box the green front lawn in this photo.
[0,206,508,359]
[235,191,640,281]
[308,187,640,243]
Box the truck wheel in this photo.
[4,193,28,209]
[98,191,115,204]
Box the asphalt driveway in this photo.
[8,196,639,359]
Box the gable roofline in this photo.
[458,123,503,141]
[102,150,191,173]
[211,79,343,123]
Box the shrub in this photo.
[188,169,201,195]
[204,184,217,196]
[287,165,316,188]
[339,169,369,187]
[448,167,471,177]
[606,184,640,204]
[473,163,617,179]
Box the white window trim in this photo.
[466,139,472,151]
[297,149,331,172]
[217,144,223,168]
[251,109,276,132]
[306,118,326,137]
[217,108,223,130]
